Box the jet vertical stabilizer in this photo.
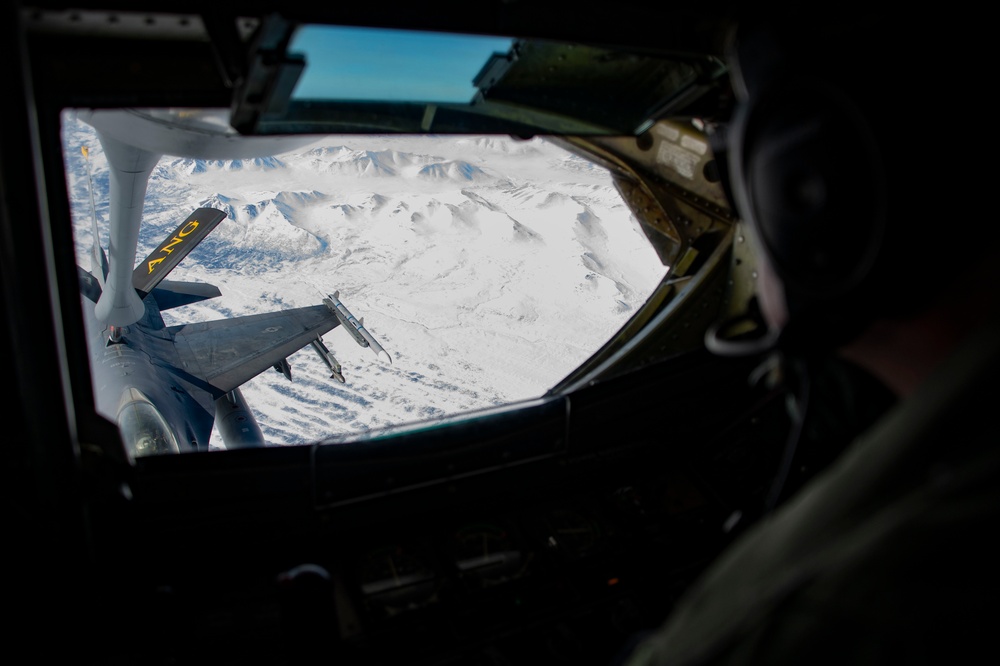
[133,208,227,297]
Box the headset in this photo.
[706,16,895,358]
[703,14,903,512]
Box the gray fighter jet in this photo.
[77,109,391,458]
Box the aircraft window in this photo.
[233,21,723,136]
[63,109,667,452]
[288,25,515,104]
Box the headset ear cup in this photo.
[707,16,906,356]
[723,18,888,346]
[740,82,886,303]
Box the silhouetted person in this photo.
[622,8,998,665]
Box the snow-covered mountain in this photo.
[61,111,667,448]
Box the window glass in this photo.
[63,110,667,449]
[289,25,515,103]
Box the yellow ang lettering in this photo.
[146,219,200,274]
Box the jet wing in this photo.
[168,304,340,394]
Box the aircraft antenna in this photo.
[82,145,108,285]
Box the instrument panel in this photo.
[287,470,732,666]
[90,351,835,665]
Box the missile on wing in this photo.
[311,337,346,383]
[324,291,367,347]
[323,291,392,364]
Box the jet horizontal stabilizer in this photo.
[152,280,223,311]
[133,208,227,297]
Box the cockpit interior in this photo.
[5,3,914,663]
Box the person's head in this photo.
[709,10,996,384]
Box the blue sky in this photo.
[289,25,514,103]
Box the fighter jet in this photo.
[77,109,391,457]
